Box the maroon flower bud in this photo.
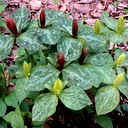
[79,48,88,65]
[55,51,65,71]
[4,15,20,37]
[72,19,78,38]
[40,9,46,28]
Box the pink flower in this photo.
[4,15,20,37]
[55,51,65,71]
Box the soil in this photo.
[0,0,128,128]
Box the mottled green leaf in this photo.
[95,115,113,128]
[100,11,117,31]
[123,26,128,36]
[78,27,106,52]
[26,19,38,30]
[58,18,73,35]
[96,66,116,84]
[44,9,66,27]
[59,86,92,110]
[5,92,18,108]
[115,48,128,67]
[15,78,29,104]
[0,35,14,60]
[0,100,6,117]
[104,29,127,44]
[16,30,46,51]
[57,36,82,61]
[86,52,114,68]
[0,5,7,13]
[32,93,58,121]
[11,114,24,128]
[26,64,60,91]
[95,86,120,115]
[116,67,128,99]
[11,6,30,32]
[37,26,61,45]
[62,63,102,90]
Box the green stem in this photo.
[25,49,33,68]
[111,44,115,57]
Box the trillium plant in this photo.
[0,6,128,128]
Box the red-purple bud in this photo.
[4,15,20,37]
[55,51,65,71]
[72,19,78,38]
[79,48,88,65]
[40,9,46,28]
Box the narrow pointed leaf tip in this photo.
[79,48,88,65]
[55,51,65,71]
[72,19,78,38]
[4,15,20,37]
[53,78,63,95]
[113,73,123,88]
[40,9,46,28]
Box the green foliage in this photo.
[5,91,18,108]
[95,115,113,128]
[0,100,7,117]
[95,86,120,115]
[0,6,128,127]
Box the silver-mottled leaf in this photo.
[32,93,58,121]
[59,86,92,110]
[100,11,117,31]
[95,86,120,115]
[86,52,114,68]
[15,78,29,104]
[26,19,38,30]
[78,27,106,52]
[37,26,61,45]
[58,18,73,35]
[26,64,60,91]
[0,35,14,60]
[44,9,66,26]
[11,6,30,32]
[96,66,116,84]
[105,29,127,44]
[16,30,46,51]
[57,36,82,61]
[62,63,102,90]
[123,26,128,36]
[116,67,128,99]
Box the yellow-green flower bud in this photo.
[94,19,101,35]
[53,78,62,95]
[23,61,30,78]
[117,15,124,34]
[116,53,125,65]
[113,73,123,88]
